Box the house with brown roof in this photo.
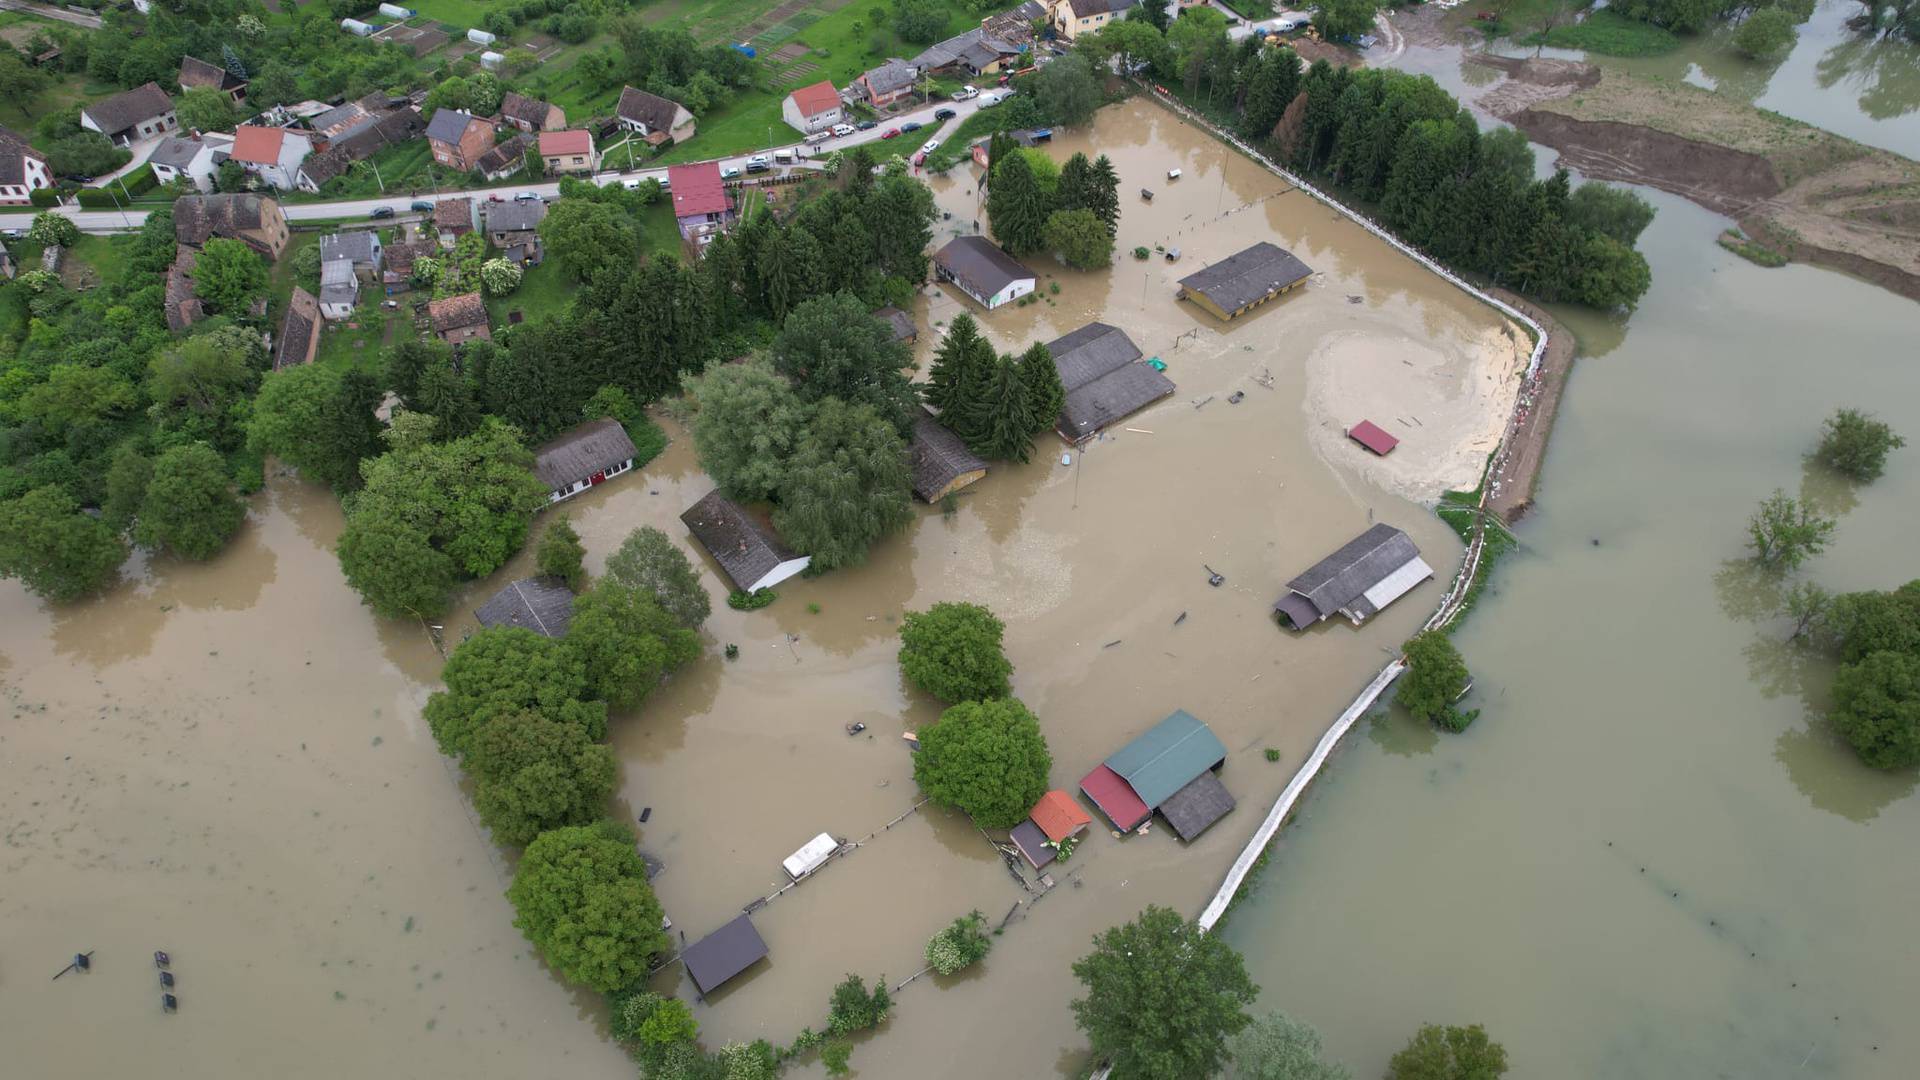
[424,108,492,172]
[680,489,811,594]
[433,197,476,249]
[910,415,986,503]
[229,125,313,191]
[427,292,490,345]
[539,129,597,175]
[274,286,321,370]
[667,161,733,247]
[80,82,178,147]
[174,193,289,259]
[497,91,564,134]
[615,87,695,145]
[163,245,203,332]
[533,419,640,503]
[382,238,437,294]
[0,126,53,205]
[1047,0,1137,41]
[781,80,844,134]
[178,55,247,104]
[474,132,533,181]
[296,106,424,193]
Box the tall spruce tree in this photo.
[986,152,1051,257]
[1017,343,1064,438]
[1087,155,1121,238]
[1057,153,1095,215]
[963,356,1037,463]
[927,313,985,414]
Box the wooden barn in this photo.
[1177,242,1313,321]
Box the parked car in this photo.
[369,206,395,219]
[880,128,901,139]
[410,200,433,212]
[920,138,940,155]
[830,122,856,137]
[773,148,796,164]
[514,190,541,202]
[856,120,878,130]
[720,165,741,179]
[64,174,94,184]
[953,85,979,101]
[900,121,922,133]
[804,131,831,145]
[933,107,956,120]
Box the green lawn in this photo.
[484,256,576,326]
[303,139,439,202]
[315,300,405,372]
[381,0,493,27]
[637,200,686,262]
[1521,8,1681,57]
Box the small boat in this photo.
[1167,168,1182,180]
[1140,187,1154,201]
[1164,247,1181,262]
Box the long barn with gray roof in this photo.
[680,490,811,594]
[1044,322,1176,444]
[1178,241,1313,321]
[1274,523,1433,629]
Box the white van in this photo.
[773,148,796,164]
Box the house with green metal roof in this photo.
[1081,710,1236,840]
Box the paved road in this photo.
[0,0,100,28]
[0,94,994,234]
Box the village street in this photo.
[0,93,991,234]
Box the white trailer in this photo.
[782,832,838,881]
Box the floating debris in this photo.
[1204,565,1225,587]
[1228,391,1245,404]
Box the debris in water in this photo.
[639,806,652,823]
[846,722,867,735]
[1174,611,1187,626]
[1194,395,1214,410]
[1347,295,1363,304]
[1124,427,1154,434]
[1204,565,1225,587]
[162,993,178,1012]
[1061,453,1072,466]
[1103,640,1123,649]
[159,971,175,988]
[52,951,94,980]
[1227,391,1245,404]
[154,951,170,968]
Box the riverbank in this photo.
[1476,56,1920,303]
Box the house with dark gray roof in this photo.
[148,132,228,193]
[274,286,320,370]
[179,55,247,103]
[1273,523,1434,629]
[0,125,53,205]
[910,415,987,503]
[80,82,177,146]
[475,577,575,637]
[1177,241,1314,321]
[616,86,695,145]
[909,26,1026,77]
[425,108,492,171]
[320,230,382,278]
[318,258,360,320]
[874,305,916,343]
[680,489,811,594]
[1043,322,1175,444]
[681,914,768,996]
[485,198,547,265]
[533,418,641,503]
[934,235,1035,310]
[857,58,918,107]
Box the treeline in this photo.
[985,146,1122,271]
[566,18,756,116]
[0,209,269,602]
[1081,16,1656,310]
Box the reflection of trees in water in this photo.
[1816,34,1920,118]
[1797,456,1862,519]
[50,521,278,670]
[1368,705,1440,757]
[1712,556,1789,623]
[1774,721,1918,822]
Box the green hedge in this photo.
[75,187,130,208]
[29,187,59,207]
[119,163,158,196]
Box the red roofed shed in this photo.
[1030,790,1092,842]
[1347,419,1399,456]
[1080,765,1150,833]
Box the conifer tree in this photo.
[986,152,1051,256]
[1057,152,1096,214]
[1017,342,1064,438]
[963,356,1037,463]
[926,313,984,414]
[1087,155,1121,238]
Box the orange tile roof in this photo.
[788,80,841,119]
[1030,790,1092,842]
[229,125,287,165]
[538,129,593,156]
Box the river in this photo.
[1217,16,1920,1079]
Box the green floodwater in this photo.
[1218,188,1920,1073]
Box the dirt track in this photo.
[1484,289,1575,525]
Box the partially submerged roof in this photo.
[1046,322,1139,392]
[533,418,638,489]
[1044,323,1174,442]
[1105,710,1227,811]
[1348,419,1399,456]
[874,305,915,342]
[475,577,574,637]
[787,79,841,118]
[668,161,730,218]
[84,82,174,133]
[1009,819,1056,869]
[1080,764,1150,833]
[1282,523,1427,624]
[682,914,769,995]
[909,416,986,503]
[680,489,803,593]
[1030,790,1092,842]
[1157,769,1235,841]
[1178,241,1314,314]
[934,236,1033,303]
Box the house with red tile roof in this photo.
[538,129,597,174]
[228,125,313,191]
[782,80,844,134]
[666,161,734,251]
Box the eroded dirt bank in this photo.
[1477,57,1920,303]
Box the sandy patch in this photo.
[1303,320,1524,503]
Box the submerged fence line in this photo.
[1127,88,1550,939]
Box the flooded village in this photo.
[3,95,1526,1076]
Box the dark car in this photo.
[900,121,922,133]
[64,175,94,184]
[369,206,395,219]
[856,120,877,130]
[410,200,434,212]
[933,108,956,120]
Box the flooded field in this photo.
[1221,189,1920,1077]
[2,99,1525,1075]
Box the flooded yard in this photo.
[1,99,1526,1076]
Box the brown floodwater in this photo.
[1,100,1520,1076]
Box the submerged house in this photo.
[909,415,987,503]
[1273,523,1433,629]
[1010,790,1092,870]
[533,418,640,504]
[475,577,574,638]
[1176,241,1314,321]
[933,235,1035,310]
[1044,322,1175,444]
[1080,710,1234,841]
[680,490,811,594]
[681,914,769,997]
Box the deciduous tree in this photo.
[1044,207,1115,269]
[1747,489,1835,571]
[1734,6,1798,58]
[605,525,711,629]
[538,199,639,283]
[248,364,385,492]
[507,820,669,992]
[898,601,1014,703]
[1071,905,1258,1080]
[772,292,919,433]
[424,626,600,758]
[1397,631,1478,731]
[772,397,913,571]
[0,486,127,603]
[565,582,701,710]
[1830,650,1920,769]
[1813,407,1905,482]
[192,237,269,316]
[1035,52,1102,126]
[1227,1011,1351,1080]
[912,697,1051,828]
[176,86,238,133]
[684,357,808,503]
[28,211,78,248]
[133,442,245,560]
[924,910,991,975]
[468,710,618,846]
[1386,1023,1509,1080]
[537,514,587,590]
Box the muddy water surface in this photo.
[1221,189,1920,1078]
[3,100,1522,1077]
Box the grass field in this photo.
[1521,9,1680,57]
[484,256,575,326]
[637,200,687,261]
[61,235,131,290]
[378,0,494,27]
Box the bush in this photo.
[897,601,1013,703]
[1814,407,1905,482]
[825,973,891,1036]
[29,187,59,207]
[728,588,778,610]
[924,910,991,975]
